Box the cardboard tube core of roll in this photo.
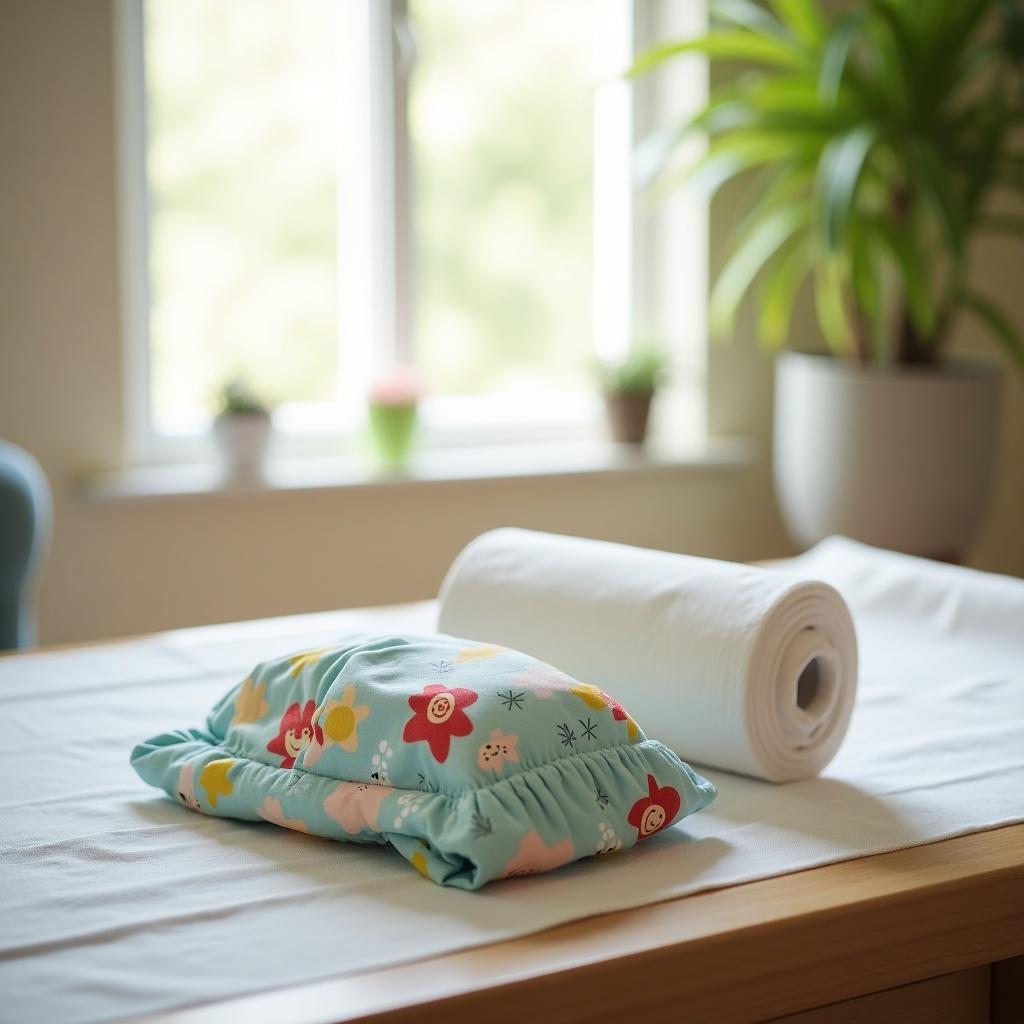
[773,626,844,759]
[797,659,822,710]
[795,655,839,740]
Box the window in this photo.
[115,0,707,459]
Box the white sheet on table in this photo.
[1,539,1022,1024]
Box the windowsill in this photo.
[80,436,755,502]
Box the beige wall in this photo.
[0,1,1020,645]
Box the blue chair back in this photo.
[0,442,51,650]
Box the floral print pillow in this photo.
[132,633,715,888]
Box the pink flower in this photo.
[369,368,422,406]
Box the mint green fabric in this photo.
[131,633,715,888]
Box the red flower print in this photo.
[627,774,682,840]
[403,683,477,763]
[267,700,323,768]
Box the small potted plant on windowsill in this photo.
[212,378,273,481]
[598,347,667,445]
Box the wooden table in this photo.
[9,620,1022,1024]
[146,822,1023,1024]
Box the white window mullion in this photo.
[113,0,155,463]
[592,0,635,365]
[336,0,407,425]
[365,0,398,373]
[632,0,709,442]
[391,0,416,368]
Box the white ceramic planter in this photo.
[773,352,1000,559]
[212,412,272,481]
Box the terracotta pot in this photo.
[773,351,1000,559]
[604,391,653,445]
[212,412,272,480]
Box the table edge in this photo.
[136,821,1024,1024]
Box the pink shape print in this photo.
[176,763,201,812]
[499,830,575,879]
[323,781,394,835]
[509,664,576,700]
[257,796,310,833]
[477,728,519,772]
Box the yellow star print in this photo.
[288,648,331,678]
[410,850,431,880]
[318,685,371,753]
[199,759,235,808]
[571,683,607,711]
[230,677,269,725]
[454,645,507,664]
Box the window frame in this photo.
[113,0,708,466]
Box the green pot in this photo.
[367,400,418,469]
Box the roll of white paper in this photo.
[438,529,858,783]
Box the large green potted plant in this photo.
[634,0,1024,558]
